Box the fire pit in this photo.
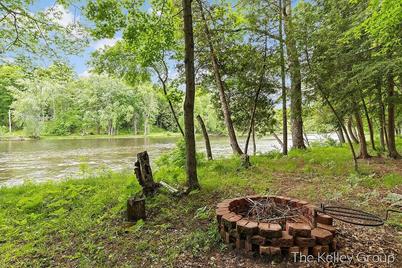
[216,195,337,258]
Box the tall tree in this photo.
[196,0,243,155]
[283,0,305,149]
[278,0,288,155]
[182,0,200,190]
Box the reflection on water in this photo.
[0,134,335,186]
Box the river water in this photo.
[0,134,335,186]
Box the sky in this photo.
[30,0,129,77]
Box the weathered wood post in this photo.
[196,115,213,160]
[134,151,160,196]
[127,197,145,222]
[127,151,160,222]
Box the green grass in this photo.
[0,140,401,267]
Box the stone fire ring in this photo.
[216,195,338,257]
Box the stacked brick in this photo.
[216,196,338,257]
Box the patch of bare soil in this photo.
[360,157,402,177]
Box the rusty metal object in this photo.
[318,204,402,227]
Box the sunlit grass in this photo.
[0,139,401,266]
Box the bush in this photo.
[155,139,205,169]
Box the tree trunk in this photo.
[244,36,268,156]
[347,117,359,143]
[376,80,385,151]
[354,109,371,159]
[272,132,284,149]
[279,0,288,155]
[196,115,213,160]
[283,0,305,149]
[134,151,160,196]
[252,122,256,155]
[8,109,12,133]
[337,125,345,144]
[386,73,401,159]
[144,116,148,136]
[182,0,200,190]
[360,92,376,151]
[197,0,243,155]
[133,114,138,135]
[154,68,185,137]
[303,131,310,147]
[127,197,145,222]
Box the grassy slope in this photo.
[0,141,401,267]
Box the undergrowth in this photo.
[0,139,401,266]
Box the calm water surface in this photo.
[0,134,334,186]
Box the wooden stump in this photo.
[127,197,146,222]
[134,151,160,196]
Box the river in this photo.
[0,134,336,186]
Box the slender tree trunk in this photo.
[279,0,288,155]
[322,91,358,170]
[272,132,284,148]
[154,69,185,137]
[386,73,401,159]
[133,114,138,135]
[354,108,371,159]
[144,116,148,136]
[304,41,358,170]
[360,92,376,151]
[8,109,12,133]
[197,0,243,155]
[244,36,268,156]
[347,117,359,143]
[283,0,305,149]
[252,122,256,155]
[376,80,385,151]
[337,125,345,144]
[303,130,310,147]
[182,0,200,190]
[196,115,213,160]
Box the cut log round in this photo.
[127,197,146,222]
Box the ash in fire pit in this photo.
[216,195,337,259]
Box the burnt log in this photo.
[127,197,145,222]
[134,151,160,196]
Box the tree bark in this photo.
[337,125,345,144]
[279,0,288,155]
[197,0,243,155]
[347,117,359,144]
[8,109,12,133]
[303,130,310,147]
[283,0,305,149]
[354,108,371,159]
[386,73,401,158]
[376,80,386,151]
[182,0,200,190]
[196,115,213,160]
[252,122,256,155]
[133,114,138,135]
[359,92,376,151]
[272,132,284,148]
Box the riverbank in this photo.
[1,143,401,267]
[0,130,181,141]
